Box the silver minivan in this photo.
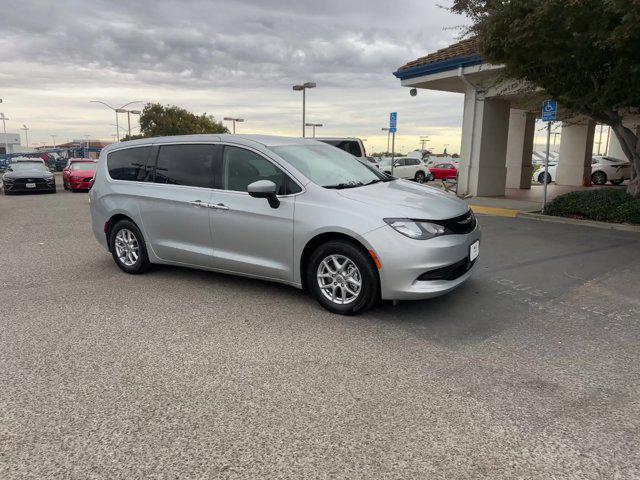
[89,135,480,315]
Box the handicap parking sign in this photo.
[389,112,397,129]
[542,100,557,122]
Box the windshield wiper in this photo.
[324,181,365,189]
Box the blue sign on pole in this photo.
[542,100,557,122]
[389,112,397,129]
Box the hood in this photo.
[337,179,469,220]
[3,170,53,180]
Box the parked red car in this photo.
[428,162,458,180]
[63,159,98,191]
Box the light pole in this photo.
[84,135,91,157]
[90,100,143,141]
[21,124,29,148]
[0,112,9,157]
[51,135,57,148]
[381,127,390,155]
[120,109,141,138]
[292,82,316,137]
[420,135,429,151]
[223,117,245,134]
[305,122,323,137]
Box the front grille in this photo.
[417,258,476,282]
[431,210,476,235]
[14,178,47,186]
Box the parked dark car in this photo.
[2,161,56,194]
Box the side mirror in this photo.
[248,180,280,209]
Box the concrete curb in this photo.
[469,205,519,218]
[517,211,640,233]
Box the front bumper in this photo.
[69,180,93,190]
[3,181,56,192]
[365,224,481,301]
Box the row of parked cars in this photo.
[1,157,97,195]
[534,155,631,185]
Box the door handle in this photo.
[210,203,229,210]
[189,200,205,207]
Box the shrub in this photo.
[545,189,640,224]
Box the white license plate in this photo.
[470,240,480,261]
[26,183,36,188]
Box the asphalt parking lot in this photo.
[1,177,639,479]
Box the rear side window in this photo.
[221,146,299,195]
[107,147,151,181]
[321,140,363,158]
[153,144,216,188]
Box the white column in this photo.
[505,109,535,189]
[556,120,596,186]
[458,87,510,197]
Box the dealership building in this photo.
[394,38,639,197]
[0,132,24,155]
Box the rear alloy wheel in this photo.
[109,220,151,274]
[610,178,624,186]
[591,171,607,185]
[414,171,426,183]
[538,172,552,184]
[307,240,379,315]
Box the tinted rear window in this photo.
[154,144,216,188]
[107,147,151,181]
[320,140,363,158]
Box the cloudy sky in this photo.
[1,0,472,153]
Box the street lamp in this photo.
[305,122,323,137]
[223,117,245,134]
[292,82,316,137]
[420,135,429,151]
[0,112,9,157]
[381,127,391,155]
[21,124,29,148]
[90,100,143,141]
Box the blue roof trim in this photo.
[393,53,484,80]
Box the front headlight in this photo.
[384,218,446,240]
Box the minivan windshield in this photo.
[271,144,391,189]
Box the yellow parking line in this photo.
[469,205,519,218]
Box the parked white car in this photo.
[379,157,430,183]
[534,156,631,185]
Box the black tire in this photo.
[3,188,13,196]
[63,181,69,190]
[610,178,624,186]
[537,172,552,184]
[414,171,426,183]
[108,219,151,274]
[591,171,607,185]
[307,240,379,315]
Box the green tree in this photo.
[451,0,640,196]
[121,103,228,141]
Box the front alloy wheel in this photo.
[415,171,426,183]
[317,255,362,305]
[307,240,379,315]
[591,171,607,185]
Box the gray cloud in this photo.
[0,0,468,152]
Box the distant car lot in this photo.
[1,184,639,478]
